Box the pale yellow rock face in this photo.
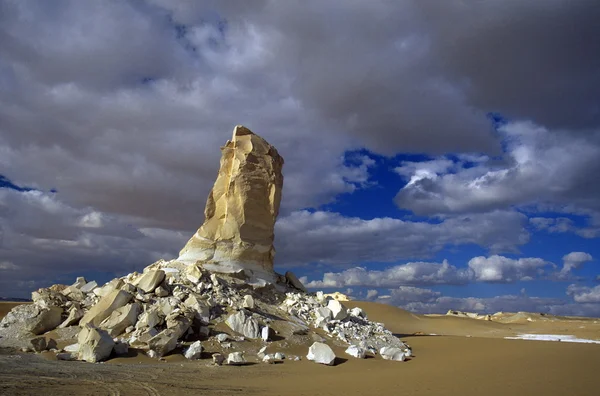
[178,125,284,273]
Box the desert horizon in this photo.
[2,299,600,396]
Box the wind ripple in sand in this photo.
[505,334,600,344]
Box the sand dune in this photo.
[1,300,600,395]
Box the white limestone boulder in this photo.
[77,324,115,363]
[80,289,133,326]
[306,342,336,365]
[0,304,62,335]
[147,328,179,358]
[99,302,141,337]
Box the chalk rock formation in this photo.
[177,125,284,275]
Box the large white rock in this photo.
[133,270,165,293]
[0,304,62,335]
[184,341,203,360]
[99,303,141,337]
[77,324,115,363]
[147,328,179,358]
[327,299,347,321]
[183,294,211,323]
[306,342,336,365]
[80,289,132,326]
[379,346,406,361]
[225,311,261,339]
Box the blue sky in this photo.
[1,1,599,316]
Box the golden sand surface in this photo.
[1,300,599,395]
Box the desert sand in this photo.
[1,300,600,396]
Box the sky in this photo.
[1,0,599,315]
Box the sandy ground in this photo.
[2,301,600,396]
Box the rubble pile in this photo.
[1,260,411,364]
[282,291,411,358]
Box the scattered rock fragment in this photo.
[379,346,406,361]
[212,353,225,365]
[227,351,246,365]
[263,354,282,364]
[345,344,366,359]
[184,341,203,360]
[242,295,255,309]
[29,337,47,352]
[215,333,230,343]
[261,326,274,342]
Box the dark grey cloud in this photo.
[416,0,600,130]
